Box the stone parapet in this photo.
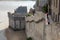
[25,15,34,22]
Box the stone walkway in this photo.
[0,30,7,40]
[5,28,26,40]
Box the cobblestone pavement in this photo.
[5,28,26,40]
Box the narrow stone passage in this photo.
[5,28,26,40]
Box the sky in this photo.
[0,1,36,12]
[0,1,36,30]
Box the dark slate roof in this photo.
[15,6,27,13]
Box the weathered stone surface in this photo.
[26,11,60,40]
[25,11,44,40]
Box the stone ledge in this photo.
[25,11,44,22]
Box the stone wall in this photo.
[44,22,60,40]
[25,11,60,40]
[25,11,44,40]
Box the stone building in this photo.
[50,0,60,22]
[47,0,60,40]
[8,6,27,30]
